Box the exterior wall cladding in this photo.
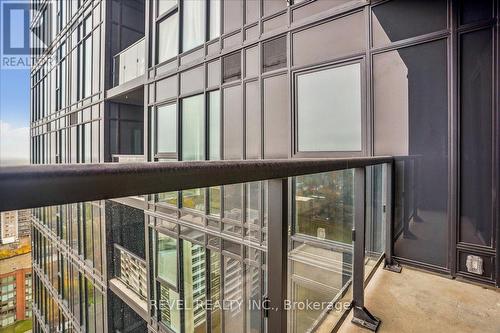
[29,0,499,332]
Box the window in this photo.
[296,63,361,152]
[84,122,91,163]
[156,104,177,154]
[372,0,447,47]
[210,251,221,332]
[263,36,287,72]
[208,91,221,216]
[223,0,242,33]
[183,240,207,332]
[159,284,181,332]
[81,17,92,99]
[181,95,205,161]
[208,91,221,160]
[209,0,221,39]
[158,0,176,17]
[373,40,448,268]
[224,184,243,222]
[459,29,493,246]
[158,13,178,64]
[182,0,205,52]
[84,203,93,261]
[223,257,243,330]
[157,233,178,287]
[182,95,205,211]
[223,52,241,83]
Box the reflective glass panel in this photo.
[158,13,178,63]
[157,233,178,287]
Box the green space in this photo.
[0,320,32,333]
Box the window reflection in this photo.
[157,233,178,287]
[160,284,181,332]
[223,257,243,332]
[373,40,449,268]
[182,94,205,212]
[183,240,207,333]
[372,0,447,47]
[289,243,352,333]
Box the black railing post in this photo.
[267,178,288,333]
[384,162,402,273]
[351,167,381,331]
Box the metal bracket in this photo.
[351,304,381,332]
[384,258,402,273]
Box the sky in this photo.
[0,0,31,165]
[0,68,30,165]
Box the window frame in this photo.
[292,58,366,158]
[156,5,179,65]
[154,102,178,159]
[155,0,222,66]
[155,230,179,291]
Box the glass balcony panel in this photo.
[295,169,354,243]
[114,38,145,86]
[15,159,391,333]
[114,244,147,300]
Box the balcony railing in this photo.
[0,157,399,332]
[113,243,147,300]
[113,38,145,86]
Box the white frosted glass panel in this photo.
[158,13,178,63]
[297,63,361,151]
[210,0,221,39]
[182,0,205,51]
[157,104,177,153]
[182,95,205,161]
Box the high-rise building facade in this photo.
[17,210,33,239]
[0,253,33,328]
[30,0,498,332]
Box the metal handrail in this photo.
[3,155,397,332]
[0,157,392,212]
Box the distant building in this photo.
[0,210,31,245]
[0,211,19,245]
[0,253,32,328]
[17,210,31,239]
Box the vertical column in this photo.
[267,178,288,333]
[351,167,380,331]
[384,162,401,273]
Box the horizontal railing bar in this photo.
[0,156,392,211]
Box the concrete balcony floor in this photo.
[338,266,500,333]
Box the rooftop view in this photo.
[0,0,499,333]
